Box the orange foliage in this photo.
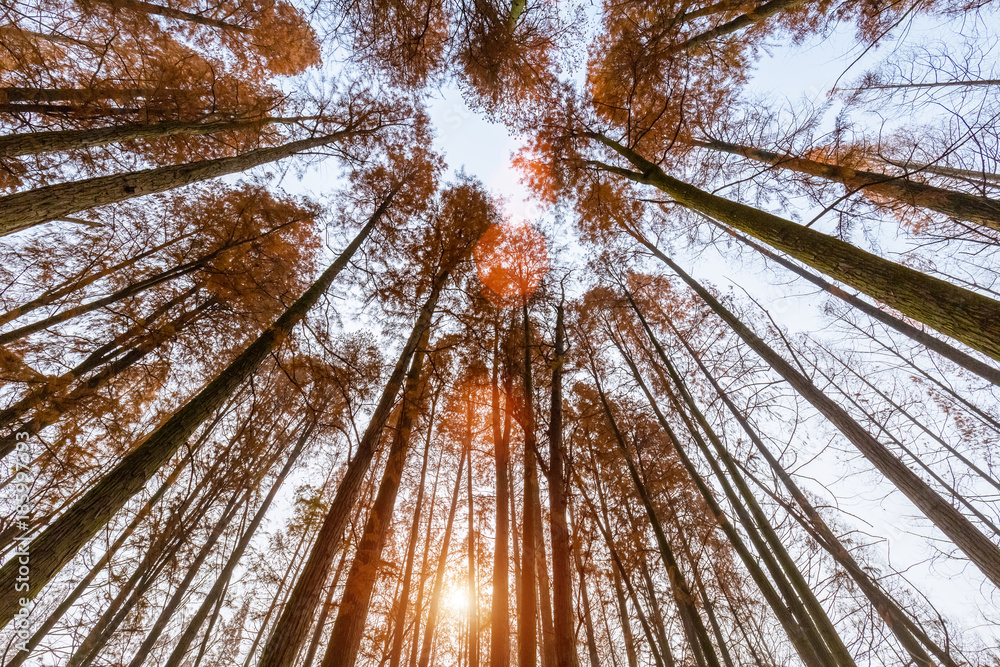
[474,220,549,309]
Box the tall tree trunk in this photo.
[0,195,391,625]
[519,304,540,667]
[388,393,438,667]
[467,396,480,667]
[582,482,669,667]
[667,0,810,54]
[489,330,511,667]
[639,242,1000,589]
[418,449,468,667]
[589,364,721,667]
[0,231,193,328]
[93,0,252,32]
[547,303,577,667]
[617,304,855,666]
[0,296,212,456]
[0,115,313,158]
[162,420,316,667]
[569,503,600,667]
[407,444,446,667]
[0,129,371,236]
[694,137,1000,230]
[4,448,193,667]
[589,132,1000,361]
[259,270,448,667]
[125,488,249,667]
[319,325,435,667]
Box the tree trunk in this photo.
[467,396,480,667]
[590,369,721,667]
[694,137,1000,230]
[0,115,310,158]
[0,195,390,625]
[0,129,369,236]
[92,0,251,32]
[388,393,438,667]
[319,325,434,667]
[714,222,1000,387]
[125,488,248,667]
[489,330,511,667]
[667,0,811,54]
[589,132,1000,361]
[641,242,1000,589]
[4,449,193,667]
[418,449,468,667]
[259,267,449,667]
[162,421,315,667]
[519,304,540,667]
[547,303,577,667]
[618,303,854,665]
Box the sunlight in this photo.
[443,587,470,613]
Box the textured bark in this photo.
[591,371,722,667]
[92,0,251,32]
[590,132,1000,361]
[667,0,811,53]
[467,397,480,667]
[0,115,304,158]
[642,243,1000,589]
[0,296,211,457]
[547,303,578,667]
[126,488,248,667]
[388,395,437,667]
[489,331,511,667]
[320,328,433,667]
[695,138,1000,230]
[569,506,601,667]
[0,196,388,625]
[518,305,540,667]
[620,302,854,666]
[4,450,192,667]
[0,130,363,236]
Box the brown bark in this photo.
[519,304,540,667]
[467,396,480,667]
[418,448,469,667]
[259,273,447,667]
[547,302,578,667]
[0,130,368,236]
[489,330,511,667]
[162,421,316,667]
[712,223,1000,387]
[0,115,309,158]
[91,0,251,32]
[388,393,438,667]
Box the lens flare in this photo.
[473,221,549,308]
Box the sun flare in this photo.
[443,587,470,613]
